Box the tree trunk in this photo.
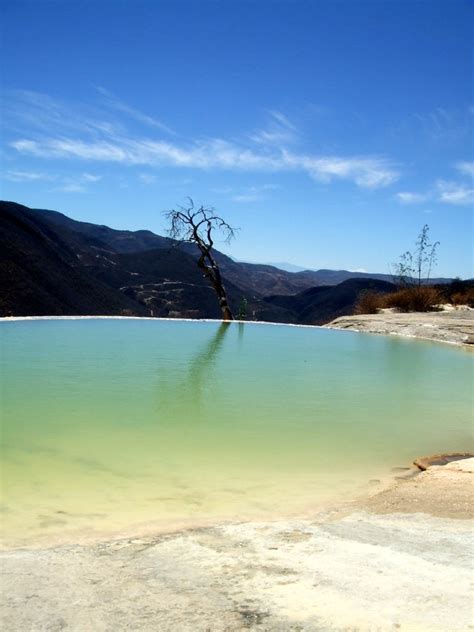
[197,252,234,321]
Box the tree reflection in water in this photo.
[154,322,235,424]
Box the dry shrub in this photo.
[451,289,474,307]
[354,291,385,314]
[384,286,442,312]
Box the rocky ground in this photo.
[1,458,473,631]
[325,308,474,346]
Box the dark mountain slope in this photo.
[289,268,451,287]
[37,207,172,253]
[0,201,294,321]
[212,258,322,296]
[37,207,452,292]
[0,201,451,323]
[265,278,397,325]
[0,202,148,317]
[81,247,293,321]
[36,206,321,297]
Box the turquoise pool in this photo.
[1,318,472,548]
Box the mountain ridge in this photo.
[0,201,455,323]
[13,202,453,287]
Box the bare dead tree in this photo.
[165,200,236,320]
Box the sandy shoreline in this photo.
[1,458,473,631]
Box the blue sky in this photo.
[1,0,473,277]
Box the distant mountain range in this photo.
[257,261,378,276]
[262,261,309,273]
[0,201,454,324]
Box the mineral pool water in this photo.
[1,319,472,548]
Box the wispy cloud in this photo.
[5,90,400,190]
[390,106,472,149]
[138,173,157,184]
[10,137,276,168]
[287,153,398,188]
[11,137,399,189]
[210,186,233,195]
[268,110,297,131]
[53,182,87,193]
[396,191,429,204]
[232,193,262,203]
[231,183,280,203]
[3,89,124,138]
[51,172,102,193]
[412,107,472,145]
[436,180,474,205]
[81,172,102,182]
[396,160,474,207]
[97,86,176,136]
[456,161,474,178]
[4,170,53,182]
[3,168,101,193]
[250,109,298,146]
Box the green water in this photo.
[1,318,473,548]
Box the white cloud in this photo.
[54,172,102,193]
[138,173,157,184]
[396,191,429,204]
[210,186,233,194]
[259,183,280,191]
[232,193,262,203]
[412,107,471,145]
[10,140,44,155]
[11,138,129,162]
[231,183,280,203]
[51,173,101,193]
[11,136,399,189]
[52,182,87,193]
[3,89,125,139]
[455,161,474,178]
[269,110,297,131]
[97,86,176,135]
[250,109,298,146]
[6,90,400,190]
[436,180,474,205]
[4,170,53,182]
[81,172,102,182]
[287,153,399,188]
[250,129,296,145]
[3,169,101,192]
[397,163,474,205]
